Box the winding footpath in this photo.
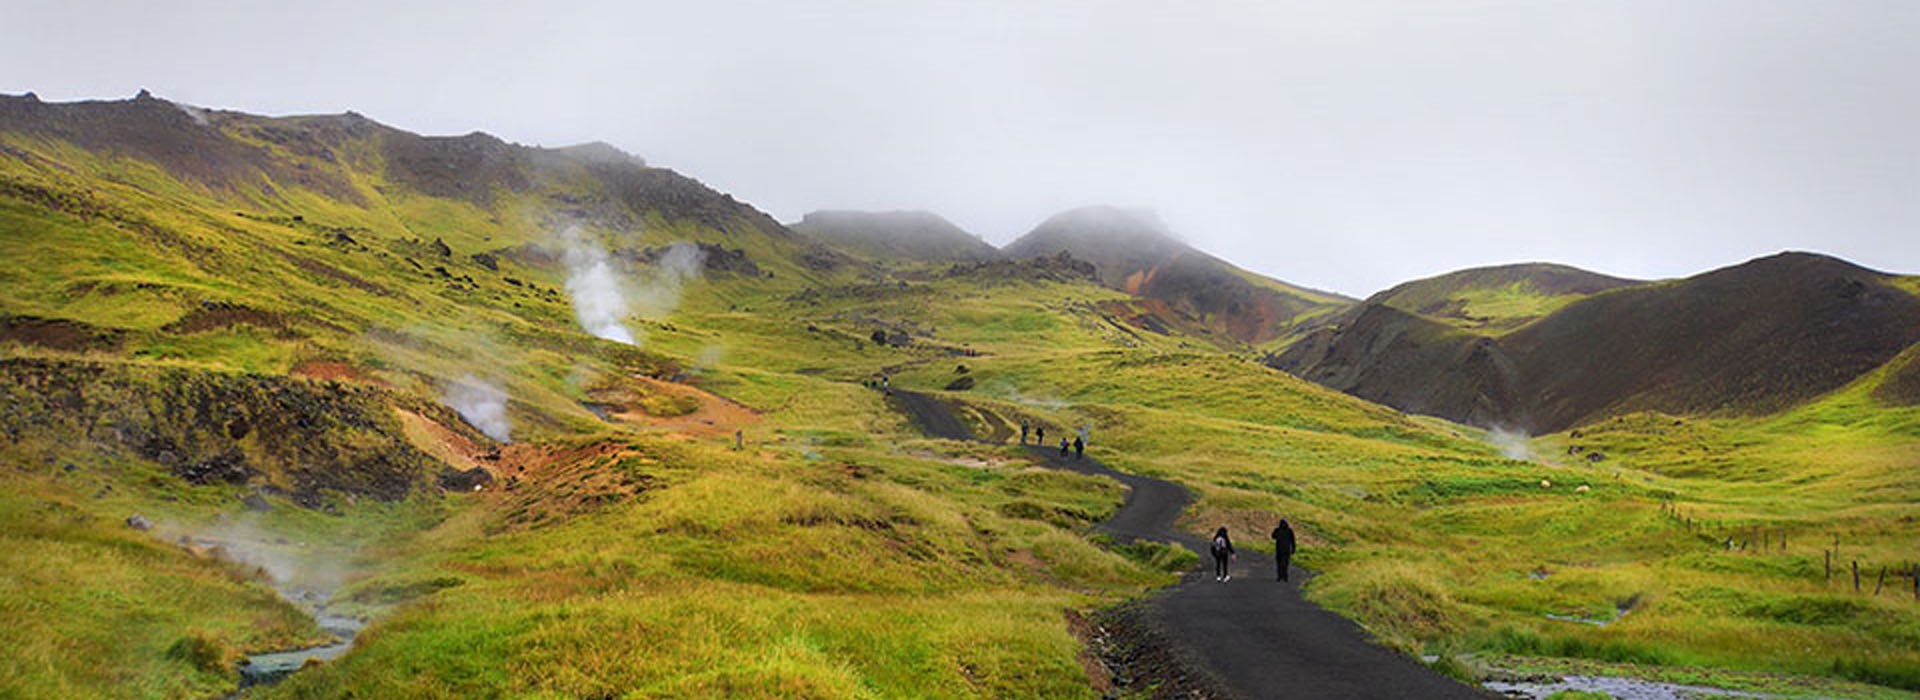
[891,390,1490,700]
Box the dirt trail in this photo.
[889,390,1490,700]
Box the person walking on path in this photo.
[1020,422,1030,445]
[1034,425,1045,447]
[1271,519,1297,582]
[1059,437,1071,456]
[1210,527,1235,582]
[1072,435,1084,459]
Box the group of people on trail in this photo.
[1209,519,1297,583]
[1019,421,1084,459]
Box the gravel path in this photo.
[891,390,1491,699]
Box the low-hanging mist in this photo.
[1488,428,1533,461]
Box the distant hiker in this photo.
[1271,519,1296,582]
[1035,426,1045,447]
[1021,422,1030,445]
[1211,527,1235,582]
[1059,437,1071,456]
[1072,435,1084,459]
[882,372,891,395]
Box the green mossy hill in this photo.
[792,209,1001,264]
[1365,262,1640,333]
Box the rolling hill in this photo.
[1273,252,1920,432]
[1366,262,1641,333]
[790,209,999,263]
[1002,205,1351,345]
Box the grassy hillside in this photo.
[790,210,1000,265]
[3,95,1917,699]
[1365,262,1641,333]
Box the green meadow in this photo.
[2,109,1917,699]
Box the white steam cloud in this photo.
[444,374,512,442]
[560,226,638,344]
[159,513,351,601]
[557,226,706,345]
[1489,428,1533,461]
[170,100,210,127]
[631,241,706,319]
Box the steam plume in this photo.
[630,241,706,319]
[444,374,512,442]
[560,226,637,344]
[1489,428,1532,461]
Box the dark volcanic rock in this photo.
[0,357,451,503]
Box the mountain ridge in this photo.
[1004,205,1350,345]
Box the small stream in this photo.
[236,607,362,688]
[171,530,365,697]
[1484,675,1777,699]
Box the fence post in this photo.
[1875,566,1886,596]
[1825,550,1832,583]
[1853,561,1861,592]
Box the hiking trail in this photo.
[889,390,1490,700]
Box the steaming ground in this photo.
[560,226,640,344]
[1488,428,1534,461]
[443,374,512,443]
[558,226,707,346]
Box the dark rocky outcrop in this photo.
[0,358,459,503]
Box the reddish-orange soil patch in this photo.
[588,374,759,438]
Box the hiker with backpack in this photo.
[1020,422,1030,445]
[1072,435,1084,459]
[1034,425,1045,447]
[1271,518,1297,582]
[1059,437,1071,456]
[1211,527,1235,582]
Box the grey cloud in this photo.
[4,0,1914,294]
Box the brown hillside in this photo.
[1003,206,1349,345]
[1274,252,1920,432]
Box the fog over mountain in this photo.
[4,0,1915,296]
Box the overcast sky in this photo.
[5,0,1916,296]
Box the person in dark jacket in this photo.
[1035,425,1045,447]
[1059,437,1070,456]
[1271,519,1296,582]
[1072,435,1084,459]
[1020,422,1030,445]
[1210,527,1234,582]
